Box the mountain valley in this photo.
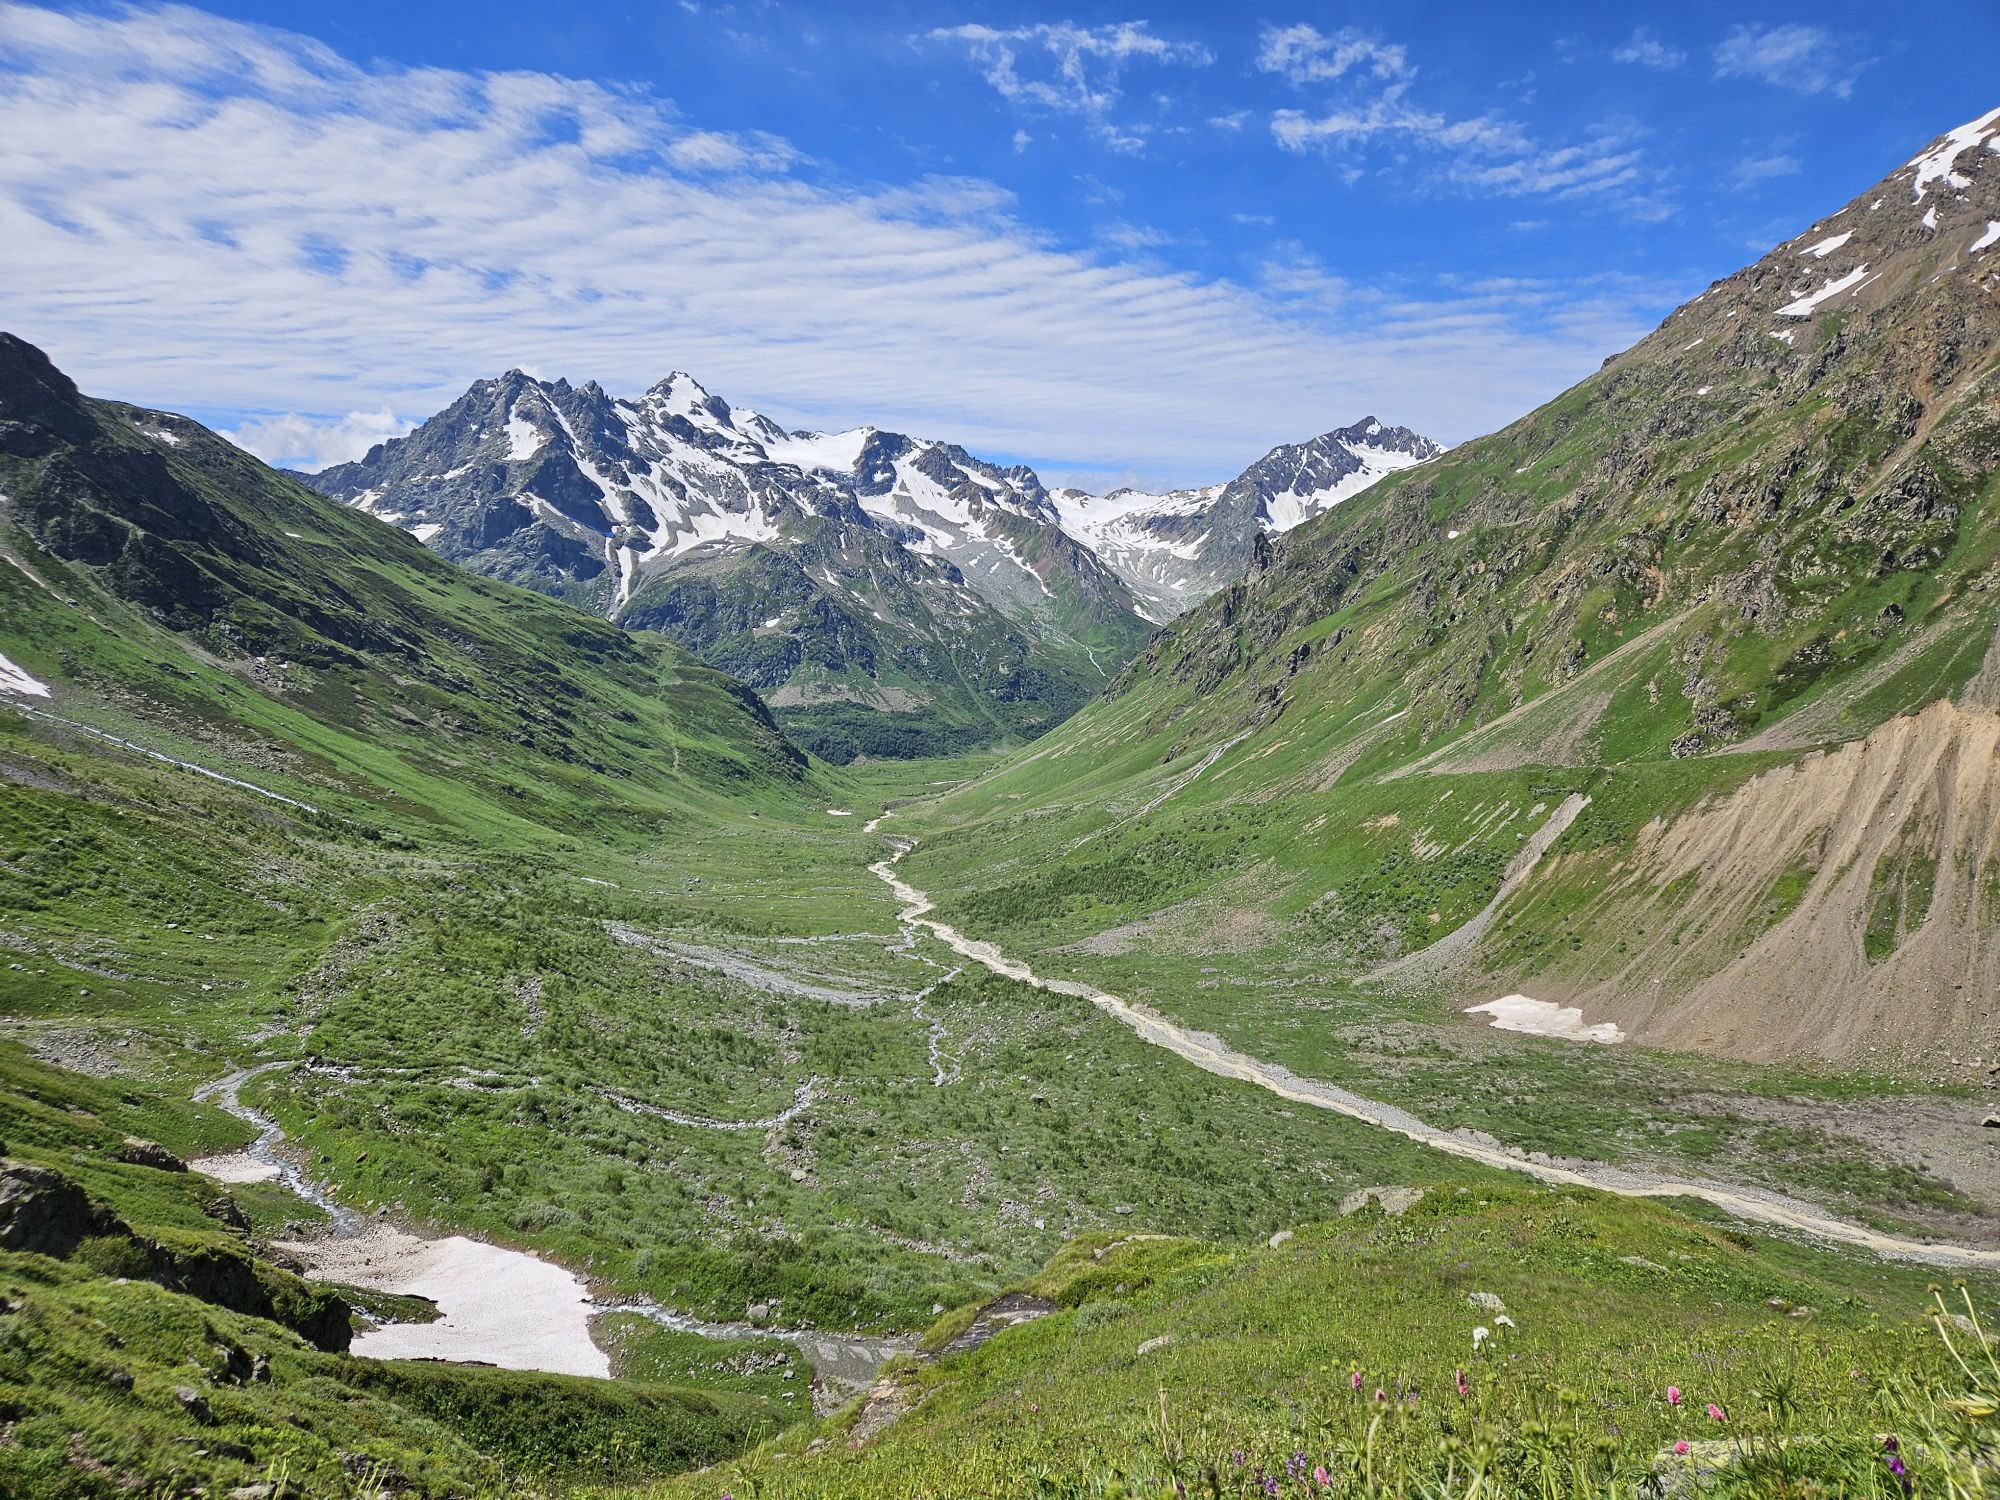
[4,82,2000,1500]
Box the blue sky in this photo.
[0,2,1993,489]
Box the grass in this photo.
[0,1246,782,1498]
[627,1184,1992,1499]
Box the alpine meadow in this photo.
[4,5,2000,1498]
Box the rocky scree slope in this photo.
[0,334,806,835]
[310,370,1154,762]
[1052,416,1441,620]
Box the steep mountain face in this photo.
[899,104,2000,1073]
[0,334,806,834]
[310,372,1151,760]
[1051,419,1441,620]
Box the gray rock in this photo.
[116,1138,187,1172]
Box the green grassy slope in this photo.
[636,1186,1992,1499]
[870,115,2000,1244]
[0,332,805,845]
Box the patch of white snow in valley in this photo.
[759,427,872,474]
[142,427,182,446]
[762,615,783,628]
[1908,106,2000,200]
[0,652,51,697]
[1973,222,2000,254]
[1466,995,1624,1045]
[1769,329,1795,346]
[505,412,544,461]
[1924,207,1939,231]
[1697,385,1712,395]
[826,808,854,817]
[308,1228,609,1378]
[1802,230,1852,258]
[408,522,443,543]
[1776,264,1870,317]
[191,1153,279,1184]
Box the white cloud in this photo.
[1207,109,1249,131]
[1611,28,1686,70]
[1255,24,1662,214]
[926,20,1210,153]
[1731,151,1801,188]
[1713,24,1861,99]
[0,2,1664,481]
[1256,24,1410,87]
[663,129,802,173]
[1011,127,1032,152]
[221,408,407,470]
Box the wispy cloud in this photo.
[0,2,1663,478]
[1257,22,1665,215]
[925,20,1210,154]
[221,408,407,471]
[663,129,803,173]
[1255,23,1409,86]
[1611,27,1686,70]
[1713,24,1862,99]
[1730,150,1801,188]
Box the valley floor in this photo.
[5,714,1999,1496]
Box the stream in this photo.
[865,815,2000,1269]
[189,1062,913,1389]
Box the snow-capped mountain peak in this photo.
[1052,418,1442,620]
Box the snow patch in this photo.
[826,808,854,817]
[1466,995,1624,1045]
[1972,221,2000,254]
[505,412,544,461]
[1907,105,2000,200]
[1802,230,1852,259]
[759,427,872,474]
[408,522,443,543]
[1776,264,1869,317]
[327,1230,609,1378]
[0,652,51,698]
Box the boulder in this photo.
[117,1138,188,1172]
[0,1161,124,1256]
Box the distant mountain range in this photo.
[1053,418,1441,618]
[307,376,1436,758]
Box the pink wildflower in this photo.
[1708,1403,1726,1423]
[1313,1466,1330,1487]
[1373,1388,1387,1403]
[1665,1386,1683,1406]
[1350,1369,1362,1391]
[1456,1367,1470,1398]
[1673,1441,1690,1456]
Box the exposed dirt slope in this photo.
[1521,700,2000,1065]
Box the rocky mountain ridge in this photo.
[309,372,1436,756]
[1052,417,1442,619]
